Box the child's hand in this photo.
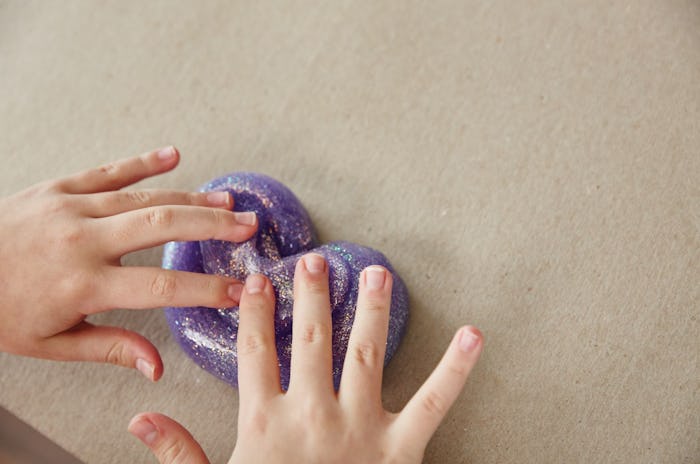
[129,254,483,463]
[0,147,258,380]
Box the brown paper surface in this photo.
[0,1,698,462]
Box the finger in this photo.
[287,253,334,395]
[393,326,483,452]
[57,146,180,194]
[41,322,164,381]
[338,266,392,411]
[97,267,244,312]
[128,412,210,464]
[98,205,257,256]
[80,189,233,217]
[237,274,281,409]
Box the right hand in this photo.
[129,254,483,463]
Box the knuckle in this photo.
[204,276,226,297]
[447,360,468,377]
[209,207,222,224]
[300,400,333,427]
[150,273,177,301]
[362,299,388,313]
[45,196,71,214]
[420,390,448,417]
[238,332,270,356]
[159,440,190,464]
[211,208,230,228]
[126,190,151,206]
[57,224,86,246]
[97,162,119,176]
[301,322,329,344]
[105,337,128,366]
[206,209,229,238]
[187,192,202,205]
[145,207,174,228]
[351,340,380,368]
[303,278,329,295]
[242,409,269,436]
[134,156,150,172]
[57,272,96,307]
[71,272,93,296]
[36,180,63,194]
[241,298,267,313]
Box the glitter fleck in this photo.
[163,172,409,390]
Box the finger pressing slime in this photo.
[162,172,409,390]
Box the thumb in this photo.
[128,413,210,464]
[42,322,163,381]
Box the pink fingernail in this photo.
[136,358,155,381]
[228,282,244,301]
[458,328,480,353]
[129,417,158,445]
[365,266,386,290]
[234,211,257,226]
[246,274,266,294]
[207,191,231,207]
[156,146,175,160]
[304,253,326,274]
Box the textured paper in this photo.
[0,1,698,463]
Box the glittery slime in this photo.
[162,172,409,390]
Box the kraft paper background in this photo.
[0,1,698,463]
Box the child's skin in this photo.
[0,147,258,380]
[0,147,483,464]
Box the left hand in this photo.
[0,146,258,380]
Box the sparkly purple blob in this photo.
[163,172,409,390]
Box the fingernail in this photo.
[365,266,386,290]
[458,328,480,353]
[304,253,326,274]
[129,417,158,445]
[246,274,266,294]
[136,358,155,381]
[155,146,175,160]
[233,211,257,226]
[207,191,231,207]
[228,282,243,301]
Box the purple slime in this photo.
[162,172,409,390]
